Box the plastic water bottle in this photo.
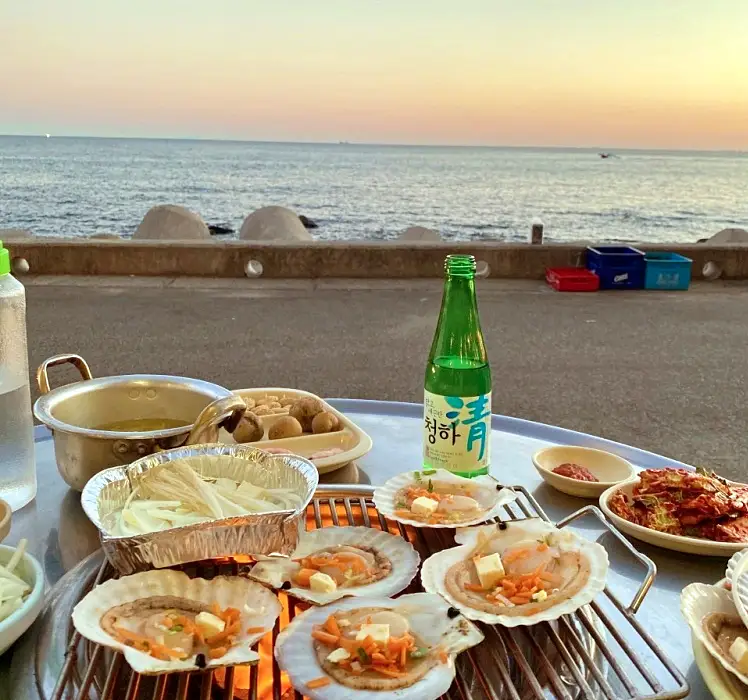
[0,241,36,510]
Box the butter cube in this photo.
[474,553,505,590]
[729,637,748,673]
[411,496,439,517]
[326,648,351,664]
[356,624,390,644]
[531,590,548,602]
[195,612,226,637]
[309,572,338,593]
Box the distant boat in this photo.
[599,152,612,159]
[45,134,51,139]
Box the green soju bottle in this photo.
[424,254,491,477]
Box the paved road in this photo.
[25,276,748,482]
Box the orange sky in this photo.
[1,0,747,148]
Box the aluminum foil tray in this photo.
[81,443,318,574]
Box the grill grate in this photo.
[49,486,689,700]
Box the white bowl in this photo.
[0,544,45,656]
[532,446,635,498]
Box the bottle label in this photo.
[423,390,491,472]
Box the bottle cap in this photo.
[0,241,9,276]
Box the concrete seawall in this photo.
[5,239,748,279]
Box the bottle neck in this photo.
[429,273,486,364]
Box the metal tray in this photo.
[8,485,689,700]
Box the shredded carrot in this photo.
[312,629,339,646]
[324,615,341,637]
[438,648,448,664]
[337,636,361,653]
[307,677,332,689]
[400,644,407,667]
[208,646,228,659]
[294,568,318,587]
[246,627,266,635]
[206,621,241,646]
[221,607,241,624]
[537,542,549,552]
[372,666,407,678]
[464,583,487,592]
[510,595,532,604]
[210,602,221,616]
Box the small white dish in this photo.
[532,446,635,498]
[0,543,45,656]
[600,481,746,557]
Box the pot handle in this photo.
[186,395,247,445]
[37,353,94,394]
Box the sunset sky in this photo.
[2,0,747,149]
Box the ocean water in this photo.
[0,136,746,243]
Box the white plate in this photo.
[600,480,747,557]
[225,388,373,475]
[532,445,635,499]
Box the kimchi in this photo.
[608,468,748,543]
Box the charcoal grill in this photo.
[9,485,689,700]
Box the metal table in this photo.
[0,399,725,698]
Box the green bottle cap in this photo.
[0,241,10,276]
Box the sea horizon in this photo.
[1,134,745,157]
[1,136,746,243]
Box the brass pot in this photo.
[33,354,246,491]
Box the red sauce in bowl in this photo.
[552,463,599,482]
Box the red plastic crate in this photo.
[546,267,600,292]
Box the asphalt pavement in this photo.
[24,276,748,482]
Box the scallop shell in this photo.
[249,526,420,605]
[726,548,748,584]
[274,592,484,700]
[421,518,608,626]
[373,469,517,529]
[728,548,748,630]
[681,581,748,686]
[72,570,281,675]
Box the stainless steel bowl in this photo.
[33,354,246,491]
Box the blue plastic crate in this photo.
[585,246,645,289]
[644,252,692,290]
